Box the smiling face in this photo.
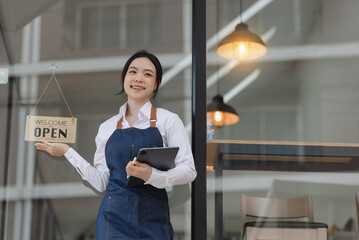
[124,57,158,103]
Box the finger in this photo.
[135,162,148,168]
[35,143,51,154]
[36,145,49,154]
[35,142,46,149]
[126,163,134,172]
[126,162,132,169]
[134,161,143,167]
[43,141,52,147]
[35,144,44,150]
[126,167,135,177]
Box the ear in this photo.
[154,83,159,93]
[152,84,158,97]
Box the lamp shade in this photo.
[217,23,267,61]
[206,95,239,127]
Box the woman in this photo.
[35,50,197,239]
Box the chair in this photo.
[240,194,328,240]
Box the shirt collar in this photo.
[118,101,153,121]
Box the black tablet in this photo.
[126,147,179,188]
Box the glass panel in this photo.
[127,2,161,48]
[127,4,146,47]
[0,0,192,239]
[81,8,99,50]
[207,0,359,239]
[102,7,120,48]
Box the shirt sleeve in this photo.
[64,131,110,192]
[145,114,197,188]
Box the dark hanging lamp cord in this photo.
[206,0,240,127]
[240,0,243,23]
[216,0,220,97]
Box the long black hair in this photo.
[119,50,163,98]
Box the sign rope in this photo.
[29,64,74,118]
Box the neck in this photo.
[126,98,149,118]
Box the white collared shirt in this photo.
[64,101,197,192]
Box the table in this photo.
[207,140,359,240]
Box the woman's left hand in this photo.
[35,140,70,157]
[126,160,152,181]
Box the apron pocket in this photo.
[138,198,171,239]
[105,195,139,239]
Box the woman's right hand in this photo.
[35,140,70,157]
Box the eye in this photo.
[129,70,136,74]
[145,73,153,77]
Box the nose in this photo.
[134,77,143,83]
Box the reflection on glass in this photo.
[207,0,359,239]
[0,68,8,84]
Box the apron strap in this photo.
[116,117,123,129]
[116,105,157,129]
[150,106,157,128]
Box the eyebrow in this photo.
[129,66,154,74]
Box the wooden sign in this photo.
[25,115,77,143]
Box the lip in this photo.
[130,84,145,90]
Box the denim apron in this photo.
[96,106,173,240]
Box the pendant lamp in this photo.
[207,95,239,127]
[217,0,267,61]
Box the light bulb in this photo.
[239,42,246,55]
[214,111,223,122]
